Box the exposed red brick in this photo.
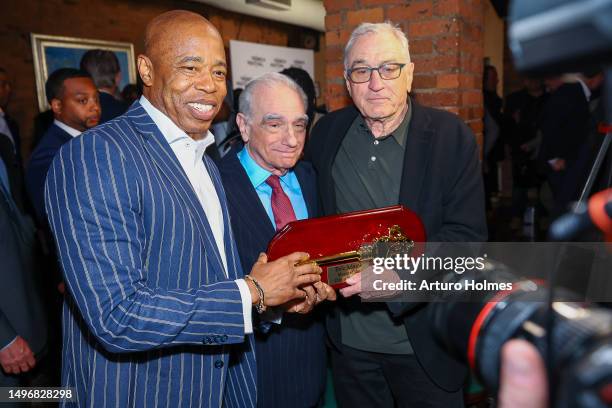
[414,91,460,107]
[328,95,353,111]
[325,13,342,30]
[326,62,345,79]
[409,38,434,55]
[324,0,358,13]
[461,90,482,105]
[408,19,459,38]
[326,46,344,63]
[327,82,348,97]
[387,2,432,21]
[347,8,384,27]
[437,73,460,89]
[361,0,406,6]
[434,0,461,16]
[412,74,437,89]
[436,35,460,54]
[325,29,351,47]
[412,54,459,72]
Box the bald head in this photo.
[144,10,220,61]
[138,10,228,140]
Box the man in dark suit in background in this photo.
[0,156,47,394]
[217,72,335,408]
[0,68,27,211]
[306,22,487,407]
[539,75,591,216]
[80,49,129,123]
[26,68,101,221]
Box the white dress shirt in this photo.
[139,96,253,334]
[54,119,82,138]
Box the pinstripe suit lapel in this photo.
[126,103,227,280]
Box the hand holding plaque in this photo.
[266,206,427,290]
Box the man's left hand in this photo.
[285,281,336,313]
[339,266,401,300]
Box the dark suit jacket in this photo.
[0,163,47,357]
[26,123,72,221]
[305,100,488,392]
[539,82,589,165]
[99,91,129,124]
[217,147,327,408]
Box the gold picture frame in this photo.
[30,33,136,111]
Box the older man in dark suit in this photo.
[306,22,487,408]
[216,72,335,408]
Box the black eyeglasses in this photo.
[346,63,407,84]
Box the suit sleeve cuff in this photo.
[235,279,253,335]
[0,336,17,351]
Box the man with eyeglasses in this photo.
[216,72,335,408]
[305,22,487,407]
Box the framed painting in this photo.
[30,33,136,111]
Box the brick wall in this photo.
[323,0,485,145]
[0,0,324,159]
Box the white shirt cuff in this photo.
[235,279,253,335]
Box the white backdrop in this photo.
[229,40,314,90]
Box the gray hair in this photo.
[344,21,411,68]
[239,72,308,118]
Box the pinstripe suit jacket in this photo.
[44,102,257,407]
[217,148,327,408]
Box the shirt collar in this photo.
[357,98,411,147]
[237,145,294,189]
[54,119,82,138]
[139,95,215,149]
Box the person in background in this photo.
[121,83,141,106]
[504,77,548,232]
[279,67,317,132]
[217,72,333,408]
[538,73,591,217]
[26,68,100,222]
[0,156,47,402]
[0,68,27,211]
[483,64,504,212]
[80,49,128,123]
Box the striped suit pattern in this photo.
[217,148,327,408]
[44,102,257,407]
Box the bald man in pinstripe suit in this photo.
[44,10,322,407]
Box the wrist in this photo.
[245,278,260,305]
[244,275,267,313]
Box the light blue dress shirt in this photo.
[238,146,308,227]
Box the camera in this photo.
[429,261,612,407]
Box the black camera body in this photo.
[429,262,612,407]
